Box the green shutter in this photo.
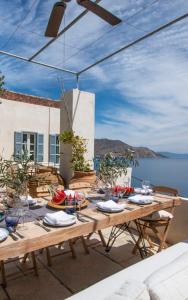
[14,132,23,158]
[37,134,44,162]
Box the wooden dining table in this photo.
[0,193,181,262]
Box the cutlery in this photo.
[153,200,162,204]
[125,207,135,211]
[34,221,51,232]
[7,228,19,241]
[97,210,110,216]
[76,213,89,223]
[14,230,24,239]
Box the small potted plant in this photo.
[96,151,138,196]
[0,152,35,207]
[59,130,96,184]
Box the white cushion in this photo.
[105,280,150,300]
[145,251,188,300]
[66,241,188,300]
[142,210,173,221]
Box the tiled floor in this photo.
[0,228,142,300]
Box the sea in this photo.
[94,158,188,197]
[132,158,188,197]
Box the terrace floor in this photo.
[0,227,142,300]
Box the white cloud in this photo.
[1,0,188,152]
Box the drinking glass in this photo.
[17,194,30,230]
[5,209,20,229]
[142,180,150,194]
[105,188,112,201]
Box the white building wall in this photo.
[0,97,60,163]
[60,89,95,183]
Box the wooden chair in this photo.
[133,186,178,255]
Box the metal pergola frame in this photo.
[0,5,188,80]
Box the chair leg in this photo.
[149,219,172,253]
[0,261,6,287]
[69,240,77,259]
[132,221,147,254]
[31,252,38,276]
[81,236,89,254]
[158,220,172,252]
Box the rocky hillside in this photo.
[95,139,164,158]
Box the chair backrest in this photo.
[153,186,178,196]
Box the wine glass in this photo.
[142,180,150,194]
[5,209,20,230]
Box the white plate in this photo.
[0,228,9,242]
[43,217,76,227]
[128,198,153,205]
[134,188,153,195]
[97,207,124,213]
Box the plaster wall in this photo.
[60,89,95,183]
[0,97,60,163]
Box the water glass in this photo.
[142,180,150,194]
[5,209,19,229]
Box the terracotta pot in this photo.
[72,170,96,184]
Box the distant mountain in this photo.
[95,139,164,158]
[159,152,188,159]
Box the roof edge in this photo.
[0,90,60,108]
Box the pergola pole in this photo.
[77,12,188,76]
[0,50,76,75]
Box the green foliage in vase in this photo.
[0,152,35,194]
[97,151,138,187]
[59,130,91,172]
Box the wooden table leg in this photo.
[69,240,77,259]
[31,252,38,276]
[98,230,107,247]
[81,236,89,254]
[0,261,6,287]
[87,233,93,240]
[22,253,29,264]
[46,247,52,267]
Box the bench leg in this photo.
[31,252,38,276]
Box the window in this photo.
[49,134,60,164]
[14,132,44,162]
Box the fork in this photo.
[14,230,25,239]
[34,220,51,232]
[76,212,89,223]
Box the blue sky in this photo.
[1,0,188,153]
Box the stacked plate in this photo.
[128,195,154,205]
[134,188,153,195]
[96,200,126,213]
[0,228,9,242]
[43,211,76,227]
[20,195,37,206]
